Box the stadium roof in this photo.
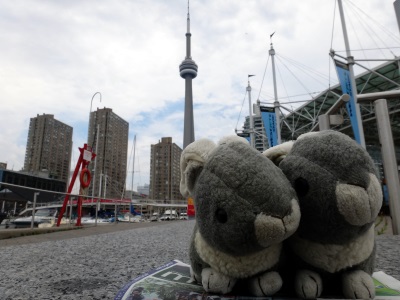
[278,58,400,147]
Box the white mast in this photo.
[337,0,366,148]
[247,76,255,149]
[92,124,100,200]
[130,135,137,220]
[131,135,136,203]
[269,40,281,144]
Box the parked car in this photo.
[160,210,178,221]
[150,212,160,222]
[179,213,188,220]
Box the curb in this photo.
[0,225,82,240]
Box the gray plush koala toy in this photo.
[180,136,301,296]
[264,130,382,299]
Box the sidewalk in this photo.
[0,221,163,247]
[0,220,398,299]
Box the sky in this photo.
[0,0,399,193]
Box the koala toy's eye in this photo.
[294,177,309,197]
[215,208,228,223]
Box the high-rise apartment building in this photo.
[87,108,129,200]
[240,114,269,153]
[23,114,73,185]
[137,183,149,197]
[149,137,184,201]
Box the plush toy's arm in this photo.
[189,225,207,282]
[245,271,283,297]
[189,225,237,294]
[341,242,376,299]
[292,239,377,299]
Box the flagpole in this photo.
[247,75,255,148]
[337,0,366,148]
[130,135,136,221]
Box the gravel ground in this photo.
[0,220,399,300]
[0,221,193,300]
[375,234,400,281]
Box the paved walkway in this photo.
[0,220,193,299]
[0,221,163,247]
[0,220,399,299]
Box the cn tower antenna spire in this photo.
[187,0,190,35]
[180,0,198,149]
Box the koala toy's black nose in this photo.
[294,177,309,197]
[216,208,228,223]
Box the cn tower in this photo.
[179,1,198,149]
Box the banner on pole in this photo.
[187,197,195,219]
[260,106,278,147]
[334,59,361,144]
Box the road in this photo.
[0,220,399,299]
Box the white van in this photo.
[160,210,178,221]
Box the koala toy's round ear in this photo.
[217,135,249,146]
[262,141,294,166]
[180,138,217,197]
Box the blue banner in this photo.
[260,107,278,147]
[130,203,141,215]
[334,59,361,144]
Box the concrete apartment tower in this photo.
[241,114,269,152]
[23,114,73,184]
[149,137,184,202]
[179,1,198,149]
[87,107,129,199]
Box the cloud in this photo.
[0,0,398,193]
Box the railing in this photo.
[0,181,188,214]
[132,199,187,206]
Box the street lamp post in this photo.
[90,92,102,117]
[30,192,40,229]
[89,92,102,214]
